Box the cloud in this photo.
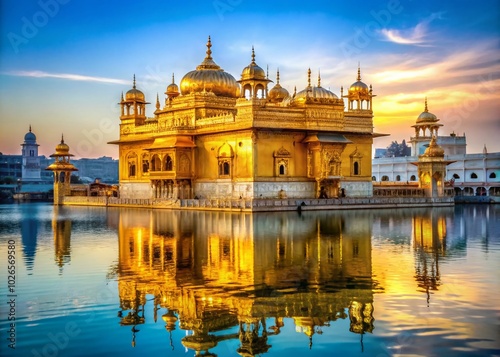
[2,70,129,85]
[371,39,500,88]
[379,12,444,46]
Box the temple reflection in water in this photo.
[116,209,375,354]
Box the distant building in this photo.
[1,128,118,187]
[72,157,118,183]
[21,125,42,182]
[372,101,500,197]
[0,154,22,180]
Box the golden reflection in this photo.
[412,208,449,305]
[115,209,375,354]
[52,206,72,272]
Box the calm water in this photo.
[0,203,499,357]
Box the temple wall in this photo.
[340,181,373,197]
[120,181,151,199]
[194,180,316,199]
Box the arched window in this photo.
[279,164,285,175]
[353,161,360,175]
[410,175,416,181]
[470,172,478,179]
[372,176,376,181]
[129,162,136,177]
[382,175,389,181]
[165,155,173,171]
[127,152,137,178]
[151,155,161,171]
[396,175,401,181]
[218,161,230,176]
[142,155,149,174]
[453,173,460,179]
[490,172,497,179]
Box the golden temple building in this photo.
[109,37,380,200]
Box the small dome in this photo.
[417,98,438,123]
[294,69,337,103]
[423,136,444,157]
[24,126,36,142]
[166,74,180,98]
[348,67,369,95]
[125,75,145,101]
[180,37,240,98]
[268,70,289,102]
[241,47,266,81]
[55,136,70,155]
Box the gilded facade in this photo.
[109,37,378,200]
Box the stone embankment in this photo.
[62,196,455,212]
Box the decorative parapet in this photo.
[343,116,373,133]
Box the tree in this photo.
[70,175,83,184]
[385,140,411,157]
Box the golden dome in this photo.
[125,75,145,101]
[55,135,71,155]
[349,67,369,95]
[166,73,180,98]
[180,36,240,98]
[417,98,438,123]
[423,136,444,157]
[268,69,289,102]
[294,69,338,103]
[241,47,266,80]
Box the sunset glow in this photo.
[0,1,498,158]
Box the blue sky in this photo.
[1,0,499,158]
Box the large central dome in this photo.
[180,37,240,98]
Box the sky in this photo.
[0,0,499,159]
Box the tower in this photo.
[21,125,42,182]
[343,66,374,111]
[410,98,443,156]
[119,75,149,126]
[238,46,272,99]
[46,135,78,205]
[416,136,451,197]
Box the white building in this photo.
[372,100,500,197]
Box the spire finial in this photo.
[29,124,32,132]
[121,91,124,101]
[318,69,321,87]
[276,68,280,84]
[307,68,311,87]
[341,86,343,96]
[205,36,212,59]
[357,63,361,81]
[424,97,428,112]
[61,134,64,144]
[251,46,255,63]
[156,93,160,109]
[171,73,175,84]
[266,64,269,79]
[133,74,136,89]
